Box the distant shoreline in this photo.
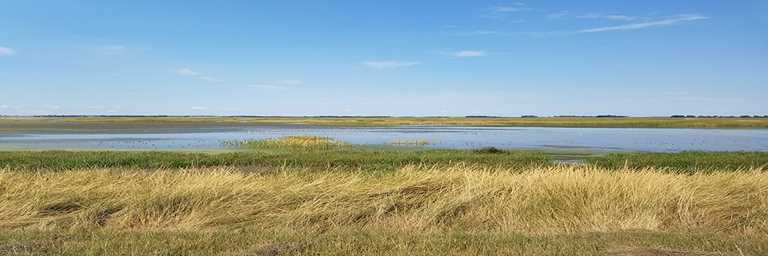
[1,116,768,129]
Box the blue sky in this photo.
[1,0,766,116]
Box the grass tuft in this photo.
[474,147,506,154]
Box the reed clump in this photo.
[226,135,345,149]
[388,139,431,146]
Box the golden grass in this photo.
[1,165,766,236]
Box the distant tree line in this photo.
[12,115,396,118]
[551,115,629,118]
[1,115,765,119]
[465,116,502,118]
[309,116,392,118]
[670,115,768,119]
[470,115,630,118]
[28,115,185,118]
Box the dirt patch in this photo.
[235,243,307,256]
[37,201,82,215]
[0,243,34,255]
[250,244,283,256]
[608,248,722,256]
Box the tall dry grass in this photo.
[1,165,766,236]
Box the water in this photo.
[1,126,767,152]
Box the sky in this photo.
[0,0,766,116]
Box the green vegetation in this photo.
[3,146,767,172]
[0,148,550,171]
[2,230,764,256]
[2,116,768,131]
[588,151,768,172]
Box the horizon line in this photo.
[2,115,767,118]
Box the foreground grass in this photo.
[4,166,765,233]
[2,116,768,130]
[2,146,768,255]
[1,165,767,255]
[2,230,764,255]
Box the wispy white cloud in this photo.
[442,25,503,37]
[176,68,200,76]
[0,105,8,109]
[547,11,570,19]
[484,3,530,20]
[175,67,220,82]
[491,3,529,13]
[191,106,208,110]
[454,30,500,36]
[198,76,221,82]
[277,80,304,85]
[0,46,15,56]
[577,13,638,21]
[248,80,304,89]
[577,14,709,33]
[362,61,420,69]
[100,45,127,55]
[452,50,487,58]
[248,84,287,90]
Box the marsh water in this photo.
[1,125,767,152]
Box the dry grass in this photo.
[1,165,766,236]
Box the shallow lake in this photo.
[1,126,768,152]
